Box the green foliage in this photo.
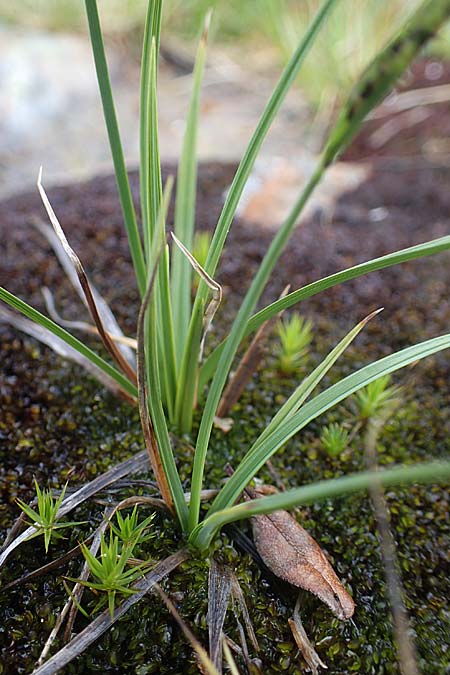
[2,0,450,553]
[109,505,156,548]
[75,511,155,617]
[275,313,313,374]
[321,423,350,457]
[16,480,84,553]
[353,374,403,422]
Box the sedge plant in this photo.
[2,0,450,557]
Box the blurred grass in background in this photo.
[1,0,448,109]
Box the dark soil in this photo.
[1,69,450,673]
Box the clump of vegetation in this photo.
[1,0,450,672]
[73,509,156,618]
[275,313,313,374]
[320,423,350,457]
[109,504,156,547]
[16,480,83,553]
[353,374,403,422]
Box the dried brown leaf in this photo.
[32,216,136,366]
[249,486,354,620]
[37,169,137,385]
[230,573,259,654]
[288,594,327,674]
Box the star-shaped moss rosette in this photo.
[17,480,86,553]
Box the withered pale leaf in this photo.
[249,486,355,620]
[208,559,232,672]
[288,593,327,674]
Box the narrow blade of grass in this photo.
[188,165,323,531]
[140,185,188,528]
[154,178,178,422]
[142,37,178,414]
[199,235,450,389]
[196,0,339,284]
[209,331,450,515]
[136,239,176,514]
[172,231,222,432]
[84,0,146,296]
[145,284,189,529]
[171,12,211,365]
[190,462,450,551]
[257,309,382,448]
[175,299,205,433]
[37,168,137,386]
[139,0,162,257]
[322,0,450,167]
[142,35,163,257]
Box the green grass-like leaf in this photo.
[257,309,381,449]
[180,0,340,448]
[199,235,450,389]
[171,13,210,367]
[84,0,146,295]
[187,0,450,530]
[209,331,450,515]
[190,461,450,551]
[140,0,163,258]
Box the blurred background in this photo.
[1,0,449,200]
